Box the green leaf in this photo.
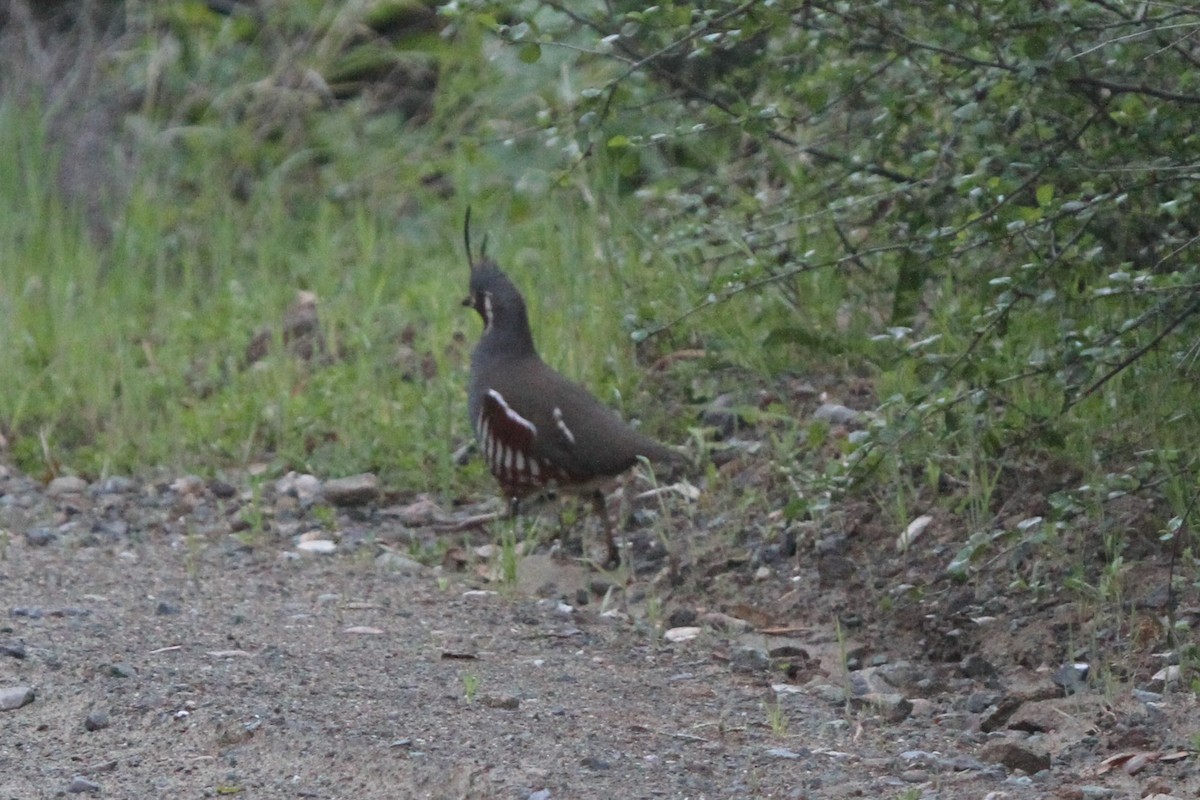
[1036,184,1054,207]
[606,134,631,150]
[518,42,541,64]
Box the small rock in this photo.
[813,403,860,425]
[95,519,128,539]
[699,611,753,633]
[766,747,802,759]
[48,475,89,496]
[730,646,770,674]
[296,539,337,555]
[97,476,136,494]
[170,475,206,496]
[814,533,849,556]
[2,642,27,659]
[385,495,445,526]
[808,684,847,705]
[666,608,697,627]
[84,710,110,731]
[700,393,745,438]
[853,692,912,723]
[979,739,1051,774]
[528,790,552,800]
[24,527,56,547]
[1149,664,1181,689]
[322,473,379,507]
[208,479,237,499]
[108,663,136,678]
[966,691,998,714]
[481,693,519,710]
[0,685,35,711]
[66,776,101,793]
[9,607,45,619]
[580,756,611,771]
[1052,662,1088,693]
[960,653,996,679]
[664,626,701,643]
[294,474,323,503]
[155,601,180,616]
[376,552,424,574]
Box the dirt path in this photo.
[2,470,1196,799]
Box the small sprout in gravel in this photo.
[764,699,787,738]
[499,528,519,586]
[462,672,480,703]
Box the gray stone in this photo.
[322,473,379,506]
[84,710,110,731]
[808,683,847,705]
[0,686,35,711]
[25,527,56,547]
[813,403,860,425]
[67,776,101,793]
[853,691,912,723]
[48,475,89,496]
[481,693,520,710]
[108,662,136,678]
[765,747,803,759]
[97,476,136,494]
[730,646,770,674]
[960,653,996,679]
[376,552,424,574]
[966,691,998,714]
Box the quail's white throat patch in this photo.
[482,292,494,331]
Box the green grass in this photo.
[0,97,706,496]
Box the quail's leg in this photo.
[591,489,619,567]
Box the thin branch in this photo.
[1067,295,1200,409]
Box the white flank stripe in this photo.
[529,459,540,478]
[514,449,525,474]
[553,407,575,444]
[487,389,537,435]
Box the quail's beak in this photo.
[461,295,472,308]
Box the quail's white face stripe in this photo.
[486,389,537,435]
[553,406,575,444]
[483,292,494,331]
